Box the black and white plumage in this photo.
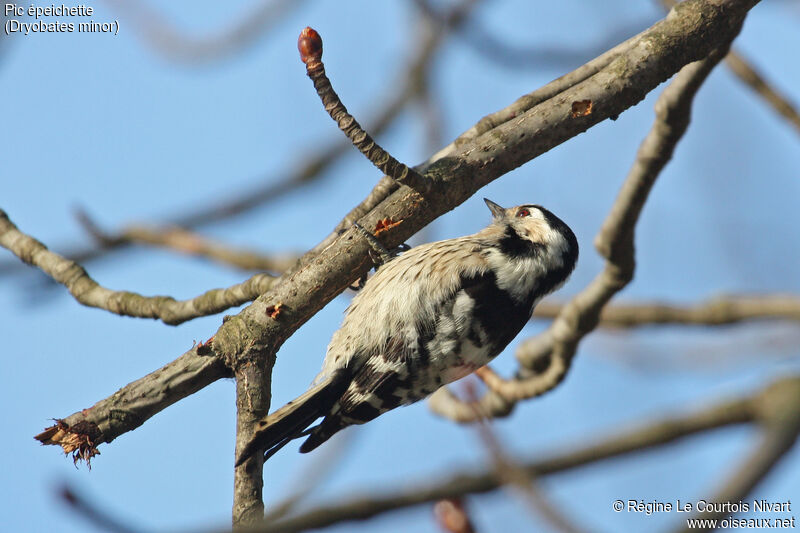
[235,199,578,466]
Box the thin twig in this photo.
[298,27,428,193]
[77,208,298,272]
[0,209,277,325]
[0,209,275,325]
[723,51,800,135]
[661,0,800,136]
[59,485,143,533]
[465,381,585,533]
[103,0,307,63]
[415,0,653,71]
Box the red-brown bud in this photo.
[298,27,322,64]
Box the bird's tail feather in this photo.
[234,368,351,467]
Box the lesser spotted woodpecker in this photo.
[235,198,578,466]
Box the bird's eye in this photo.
[516,208,530,218]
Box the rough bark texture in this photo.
[233,359,272,524]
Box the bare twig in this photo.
[466,382,585,533]
[661,0,800,135]
[430,36,737,422]
[231,376,767,533]
[532,294,800,328]
[298,27,428,192]
[218,0,481,275]
[77,208,298,272]
[676,378,800,532]
[723,51,800,135]
[415,0,653,71]
[103,0,307,63]
[59,485,142,533]
[262,431,354,523]
[0,209,277,325]
[123,226,297,272]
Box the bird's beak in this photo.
[484,198,506,219]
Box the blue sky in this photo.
[2,1,799,532]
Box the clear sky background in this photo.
[2,1,799,532]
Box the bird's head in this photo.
[483,197,579,277]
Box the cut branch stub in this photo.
[297,26,429,193]
[35,419,102,468]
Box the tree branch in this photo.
[104,0,307,63]
[34,345,230,462]
[677,433,797,532]
[532,294,800,328]
[469,389,586,533]
[676,377,800,532]
[723,50,800,135]
[0,210,278,325]
[430,26,738,422]
[662,0,800,136]
[76,209,298,272]
[233,358,272,524]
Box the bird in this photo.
[235,198,578,467]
